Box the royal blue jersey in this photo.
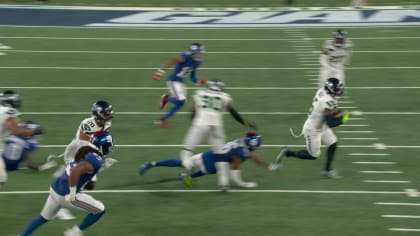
[2,135,38,171]
[202,139,251,174]
[166,52,201,83]
[51,152,103,196]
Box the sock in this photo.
[156,159,182,167]
[289,150,317,160]
[20,215,48,236]
[215,162,230,187]
[325,143,338,171]
[161,99,185,120]
[191,170,205,178]
[78,211,106,230]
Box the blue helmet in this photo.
[90,131,114,156]
[0,90,21,109]
[244,132,262,151]
[189,43,205,54]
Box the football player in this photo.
[2,121,56,173]
[319,29,352,87]
[276,78,349,179]
[0,90,44,186]
[139,133,279,187]
[19,131,114,236]
[180,80,257,191]
[152,43,206,128]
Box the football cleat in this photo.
[64,226,83,236]
[320,169,343,179]
[139,162,154,176]
[154,119,169,128]
[275,147,289,164]
[159,94,169,110]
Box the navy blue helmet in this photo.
[92,100,114,123]
[324,78,344,97]
[0,90,21,109]
[90,131,114,156]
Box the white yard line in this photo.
[389,228,420,232]
[38,144,420,148]
[349,153,389,156]
[364,180,410,183]
[0,189,411,195]
[360,171,403,174]
[2,66,420,70]
[376,202,420,206]
[341,125,369,127]
[342,138,378,140]
[382,215,420,219]
[337,131,375,134]
[353,162,396,164]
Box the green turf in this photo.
[1,25,420,236]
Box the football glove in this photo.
[65,186,77,202]
[32,126,44,136]
[152,68,165,80]
[267,163,280,171]
[341,111,350,123]
[103,157,118,169]
[38,160,58,171]
[197,79,206,86]
[246,121,258,130]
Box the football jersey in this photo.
[167,52,201,83]
[51,152,103,196]
[305,88,338,130]
[323,39,352,70]
[192,89,232,126]
[202,139,251,174]
[2,135,38,171]
[0,105,19,151]
[75,117,111,139]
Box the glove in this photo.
[65,186,77,202]
[103,157,118,169]
[341,111,350,123]
[152,68,165,80]
[197,79,206,86]
[267,163,281,171]
[38,160,58,171]
[239,182,258,188]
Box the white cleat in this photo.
[275,147,289,164]
[64,226,83,236]
[55,208,75,220]
[320,169,343,179]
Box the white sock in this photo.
[215,162,230,187]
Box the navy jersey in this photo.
[202,139,251,174]
[2,135,38,171]
[51,152,103,196]
[166,52,201,83]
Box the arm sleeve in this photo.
[325,114,343,128]
[189,70,198,84]
[227,106,245,125]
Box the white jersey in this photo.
[304,89,338,131]
[191,89,232,126]
[322,39,352,71]
[75,117,111,139]
[0,105,18,150]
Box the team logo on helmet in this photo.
[244,132,262,151]
[324,78,344,97]
[89,131,114,156]
[91,100,114,123]
[0,90,21,109]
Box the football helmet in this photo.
[0,90,21,109]
[189,43,205,54]
[89,131,114,156]
[333,29,347,47]
[324,78,344,97]
[91,100,114,123]
[244,132,262,151]
[207,80,225,92]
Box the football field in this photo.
[1,25,420,235]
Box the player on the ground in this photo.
[0,90,44,186]
[181,80,257,191]
[152,43,206,128]
[276,78,349,179]
[19,131,114,236]
[139,132,279,187]
[319,29,352,87]
[2,121,56,173]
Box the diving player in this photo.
[19,131,114,236]
[139,133,279,187]
[152,43,206,128]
